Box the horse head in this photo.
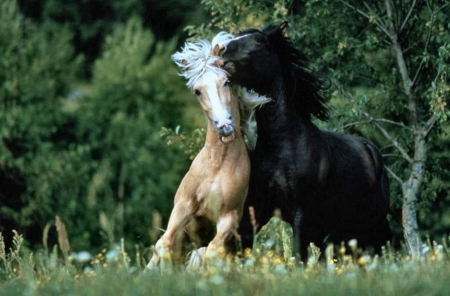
[221,22,288,96]
[221,22,329,121]
[172,33,239,143]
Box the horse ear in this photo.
[279,21,288,35]
[263,21,288,37]
[211,44,225,66]
[211,44,222,56]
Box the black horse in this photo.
[222,22,391,259]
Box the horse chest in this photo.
[252,142,324,200]
[258,160,299,193]
[196,182,223,220]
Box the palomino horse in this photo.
[221,22,391,259]
[146,33,269,269]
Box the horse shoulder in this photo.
[173,148,208,205]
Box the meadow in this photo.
[2,228,450,296]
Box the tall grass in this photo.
[1,228,450,296]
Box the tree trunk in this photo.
[401,134,427,259]
[401,168,422,259]
[385,0,424,258]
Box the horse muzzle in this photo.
[216,123,235,143]
[217,123,234,137]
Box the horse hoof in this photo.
[186,247,207,271]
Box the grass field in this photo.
[2,230,450,296]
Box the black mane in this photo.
[260,23,329,121]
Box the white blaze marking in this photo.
[196,72,231,127]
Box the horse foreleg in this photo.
[146,201,193,270]
[205,212,240,260]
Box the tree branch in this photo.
[338,117,412,131]
[385,0,418,127]
[424,114,437,138]
[339,0,391,37]
[375,118,413,131]
[362,1,390,34]
[435,2,450,14]
[334,81,414,164]
[335,120,372,131]
[372,121,413,164]
[411,1,434,87]
[385,165,403,185]
[383,153,412,162]
[399,0,416,32]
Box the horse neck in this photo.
[256,76,314,141]
[257,77,292,127]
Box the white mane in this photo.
[172,32,271,150]
[172,32,233,88]
[234,88,270,150]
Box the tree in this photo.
[17,0,208,74]
[195,0,450,258]
[0,0,84,247]
[76,17,192,248]
[1,1,195,252]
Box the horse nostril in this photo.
[221,124,234,136]
[228,115,232,120]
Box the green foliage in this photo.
[0,0,85,245]
[160,126,206,160]
[18,0,207,71]
[0,2,195,252]
[189,0,290,37]
[74,17,192,250]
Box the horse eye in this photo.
[224,80,230,86]
[254,34,266,44]
[194,89,201,96]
